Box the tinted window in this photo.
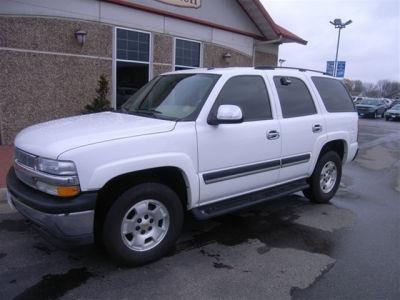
[175,39,201,68]
[274,77,317,118]
[312,77,355,112]
[213,76,272,121]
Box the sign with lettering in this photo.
[156,0,201,8]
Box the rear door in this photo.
[271,75,326,182]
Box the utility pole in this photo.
[330,18,352,77]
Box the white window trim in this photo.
[113,26,153,108]
[173,37,203,71]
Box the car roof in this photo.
[162,67,335,79]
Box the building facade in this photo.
[0,0,306,145]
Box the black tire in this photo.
[303,151,342,204]
[385,116,390,121]
[103,182,183,266]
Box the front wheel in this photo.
[303,151,342,203]
[103,182,183,266]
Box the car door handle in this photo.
[312,124,323,133]
[267,130,280,140]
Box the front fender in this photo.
[87,153,199,207]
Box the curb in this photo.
[0,188,6,203]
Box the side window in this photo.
[312,77,355,112]
[213,76,272,121]
[273,76,317,118]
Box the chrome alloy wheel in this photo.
[121,199,170,252]
[319,161,338,194]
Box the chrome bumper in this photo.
[8,191,94,245]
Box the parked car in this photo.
[389,99,400,108]
[384,104,400,121]
[352,96,365,104]
[381,98,393,109]
[7,67,359,266]
[355,98,387,118]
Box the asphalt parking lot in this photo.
[0,118,399,300]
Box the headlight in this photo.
[36,158,77,175]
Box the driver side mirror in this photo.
[208,105,243,125]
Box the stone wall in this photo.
[0,16,113,144]
[254,51,278,67]
[152,33,173,76]
[203,43,253,68]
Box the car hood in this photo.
[386,109,400,114]
[14,112,176,159]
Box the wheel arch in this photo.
[93,166,192,243]
[317,139,348,163]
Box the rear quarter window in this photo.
[312,77,355,112]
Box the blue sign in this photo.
[326,61,346,77]
[336,61,346,78]
[326,61,335,76]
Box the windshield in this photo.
[121,73,220,121]
[359,99,380,105]
[391,104,400,110]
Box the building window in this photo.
[175,38,201,70]
[116,28,151,108]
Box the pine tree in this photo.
[84,75,111,113]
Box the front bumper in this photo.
[385,114,400,120]
[357,110,375,117]
[6,167,97,246]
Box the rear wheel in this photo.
[303,151,342,203]
[103,182,183,266]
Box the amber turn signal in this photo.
[57,186,80,197]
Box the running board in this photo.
[192,179,309,220]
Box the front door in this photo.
[196,75,281,204]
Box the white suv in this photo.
[7,67,358,265]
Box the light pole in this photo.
[330,18,352,77]
[278,59,286,67]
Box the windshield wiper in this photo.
[130,108,163,119]
[134,109,163,114]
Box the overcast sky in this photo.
[261,0,400,83]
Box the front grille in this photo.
[14,148,38,189]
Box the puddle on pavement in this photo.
[0,219,30,232]
[173,197,337,257]
[13,268,94,300]
[33,242,56,256]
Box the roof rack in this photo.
[254,66,331,76]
